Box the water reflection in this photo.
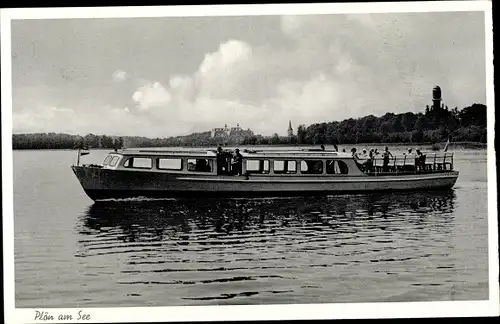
[73,190,461,303]
[77,190,456,249]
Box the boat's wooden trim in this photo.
[176,172,459,183]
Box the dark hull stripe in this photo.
[85,185,456,201]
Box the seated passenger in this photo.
[195,159,208,172]
[351,148,365,172]
[313,161,323,173]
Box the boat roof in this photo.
[111,148,453,159]
[112,148,354,159]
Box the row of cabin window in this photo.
[247,160,348,174]
[103,155,120,167]
[107,157,210,171]
[107,156,349,174]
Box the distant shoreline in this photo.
[11,141,487,151]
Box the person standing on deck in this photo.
[415,149,425,171]
[231,149,243,176]
[216,145,226,174]
[382,146,393,172]
[364,149,375,172]
[405,148,415,171]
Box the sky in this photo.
[9,9,487,137]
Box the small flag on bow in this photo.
[79,149,90,156]
[76,147,90,166]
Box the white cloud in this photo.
[118,13,485,136]
[169,75,192,89]
[192,40,253,100]
[12,13,486,138]
[132,82,171,110]
[198,40,252,77]
[112,69,129,82]
[154,22,354,135]
[13,105,76,134]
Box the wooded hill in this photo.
[12,103,487,149]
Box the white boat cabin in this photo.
[98,149,455,177]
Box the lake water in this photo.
[12,147,489,307]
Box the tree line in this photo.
[12,103,486,150]
[242,103,487,146]
[12,133,124,150]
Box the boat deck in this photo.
[356,152,454,175]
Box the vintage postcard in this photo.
[1,1,498,323]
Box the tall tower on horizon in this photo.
[432,85,442,110]
[287,120,294,137]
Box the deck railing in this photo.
[361,152,454,174]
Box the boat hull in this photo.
[71,166,459,201]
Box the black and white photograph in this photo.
[1,1,498,322]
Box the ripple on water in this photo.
[14,183,489,307]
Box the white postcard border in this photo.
[2,2,498,323]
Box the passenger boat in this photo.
[71,147,459,201]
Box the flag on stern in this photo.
[443,137,450,152]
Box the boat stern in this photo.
[449,170,460,187]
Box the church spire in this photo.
[287,120,293,137]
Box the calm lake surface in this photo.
[13,146,489,307]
